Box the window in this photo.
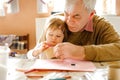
[52,0,65,12]
[5,0,19,14]
[0,0,5,16]
[50,0,116,15]
[95,0,116,15]
[37,0,49,13]
[37,0,65,14]
[0,0,19,16]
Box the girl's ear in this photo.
[89,10,96,20]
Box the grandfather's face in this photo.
[64,0,90,32]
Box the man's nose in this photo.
[66,16,74,24]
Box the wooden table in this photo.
[6,59,120,80]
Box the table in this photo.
[6,59,120,80]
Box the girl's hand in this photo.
[40,41,51,52]
[32,41,50,57]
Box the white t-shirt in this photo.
[27,43,55,59]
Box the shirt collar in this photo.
[83,19,93,32]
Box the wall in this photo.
[102,15,120,35]
[0,0,51,49]
[116,0,120,16]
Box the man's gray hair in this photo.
[82,0,96,13]
[65,0,96,13]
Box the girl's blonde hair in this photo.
[39,16,67,42]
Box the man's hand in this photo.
[53,42,85,60]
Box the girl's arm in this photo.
[27,41,50,59]
[27,43,41,59]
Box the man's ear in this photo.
[89,10,96,20]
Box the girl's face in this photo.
[46,28,64,46]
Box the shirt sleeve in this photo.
[27,43,41,59]
[83,16,120,61]
[83,25,120,62]
[84,42,120,62]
